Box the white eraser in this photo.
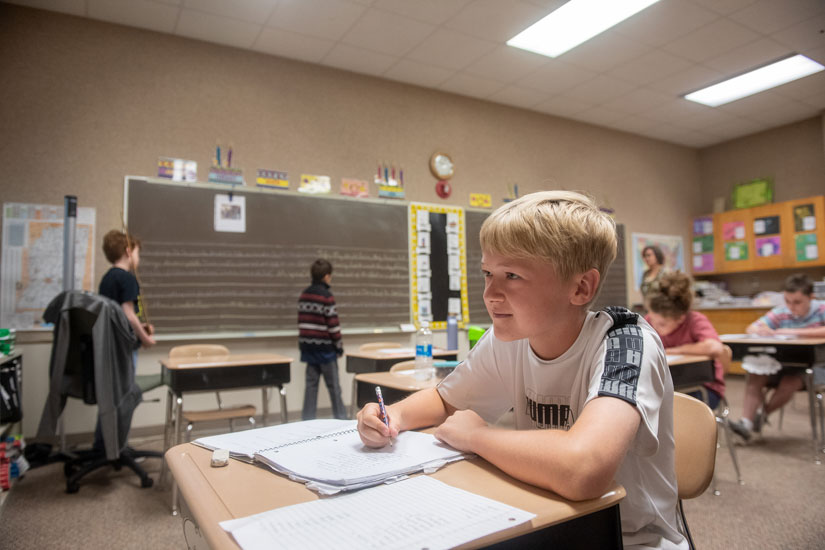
[211,448,230,467]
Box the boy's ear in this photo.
[570,268,600,306]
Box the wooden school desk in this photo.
[166,442,626,550]
[355,356,717,408]
[345,347,458,374]
[159,352,293,512]
[720,335,825,462]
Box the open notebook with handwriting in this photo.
[193,419,467,495]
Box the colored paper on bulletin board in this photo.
[722,221,745,241]
[732,178,773,209]
[755,236,780,257]
[693,216,713,236]
[692,253,714,272]
[724,241,748,261]
[692,235,713,254]
[256,169,289,189]
[299,174,331,194]
[793,204,816,232]
[340,178,369,198]
[753,215,779,236]
[795,233,819,261]
[469,193,492,208]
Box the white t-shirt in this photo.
[438,308,687,550]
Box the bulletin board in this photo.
[408,203,469,330]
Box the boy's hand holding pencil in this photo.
[356,391,399,448]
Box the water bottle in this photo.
[414,321,433,380]
[446,315,458,351]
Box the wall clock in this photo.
[429,152,454,180]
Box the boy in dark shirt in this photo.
[298,259,347,420]
[99,230,155,350]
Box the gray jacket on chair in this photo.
[37,290,141,460]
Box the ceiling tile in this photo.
[602,87,673,115]
[561,75,637,105]
[321,43,398,77]
[183,0,276,24]
[703,116,768,140]
[648,63,724,96]
[464,45,548,83]
[437,71,505,99]
[729,0,825,35]
[689,0,757,16]
[607,114,662,135]
[88,0,180,34]
[532,94,593,117]
[516,60,596,94]
[715,89,815,124]
[405,28,498,71]
[443,0,548,42]
[613,0,719,47]
[382,59,454,87]
[340,7,435,56]
[703,37,792,74]
[558,30,649,73]
[371,0,472,25]
[770,13,825,52]
[3,0,85,16]
[487,85,547,109]
[803,45,825,65]
[252,27,335,63]
[267,0,366,41]
[764,66,825,101]
[177,8,261,49]
[644,99,710,125]
[662,18,760,63]
[606,49,695,86]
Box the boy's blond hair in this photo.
[102,229,141,264]
[480,191,617,299]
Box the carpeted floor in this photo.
[0,376,823,549]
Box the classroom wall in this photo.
[2,4,704,437]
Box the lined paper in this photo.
[221,476,535,550]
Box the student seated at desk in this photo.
[358,191,686,550]
[644,271,726,410]
[730,274,825,442]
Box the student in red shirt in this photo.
[645,271,726,410]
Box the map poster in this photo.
[1,203,96,330]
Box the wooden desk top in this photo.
[720,335,825,346]
[667,354,712,366]
[346,348,457,360]
[355,370,440,392]
[166,442,625,550]
[160,353,293,370]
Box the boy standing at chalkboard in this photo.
[298,259,347,420]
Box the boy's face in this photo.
[128,246,140,270]
[784,290,811,318]
[481,250,578,349]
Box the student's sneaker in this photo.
[729,419,752,442]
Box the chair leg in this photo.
[350,376,359,418]
[719,417,743,485]
[678,499,696,550]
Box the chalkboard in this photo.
[125,177,410,335]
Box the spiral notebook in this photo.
[193,419,467,494]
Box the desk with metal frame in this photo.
[721,335,825,462]
[166,441,625,550]
[159,352,293,513]
[668,354,715,390]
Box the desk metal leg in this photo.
[279,386,288,424]
[806,369,820,464]
[261,387,269,427]
[159,386,174,488]
[350,376,359,418]
[171,393,183,516]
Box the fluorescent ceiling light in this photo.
[685,55,825,107]
[506,0,661,58]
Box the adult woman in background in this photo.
[639,245,667,298]
[645,271,726,410]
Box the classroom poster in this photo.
[753,216,780,236]
[795,233,818,261]
[298,174,331,194]
[755,236,780,257]
[214,194,246,233]
[692,253,714,272]
[692,216,713,236]
[793,204,816,232]
[340,178,369,198]
[256,169,289,189]
[724,241,748,261]
[692,235,713,254]
[722,221,745,241]
[408,203,468,330]
[631,233,684,290]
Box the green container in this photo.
[0,328,16,355]
[467,326,486,349]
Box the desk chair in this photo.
[673,392,717,550]
[36,290,162,493]
[350,342,402,416]
[389,360,416,373]
[168,345,257,442]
